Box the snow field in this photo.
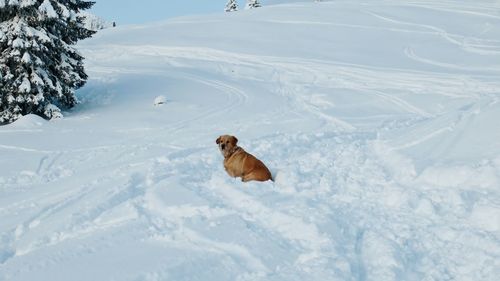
[1,131,498,280]
[1,0,500,280]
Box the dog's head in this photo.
[216,135,238,158]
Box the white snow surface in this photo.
[1,1,500,280]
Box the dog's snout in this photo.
[221,144,226,150]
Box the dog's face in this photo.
[216,135,238,158]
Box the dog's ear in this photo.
[232,136,238,145]
[216,136,221,144]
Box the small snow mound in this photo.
[272,170,296,193]
[10,114,46,128]
[154,95,167,106]
[469,205,500,232]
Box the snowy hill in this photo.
[1,1,500,280]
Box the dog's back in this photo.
[224,147,273,182]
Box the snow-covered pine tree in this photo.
[225,0,238,12]
[246,0,261,9]
[80,10,112,31]
[0,0,96,124]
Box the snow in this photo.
[153,95,167,106]
[20,0,36,8]
[1,0,500,280]
[18,77,31,93]
[56,2,71,19]
[6,0,18,7]
[43,104,63,120]
[11,38,24,48]
[7,114,46,129]
[38,0,57,19]
[20,52,31,64]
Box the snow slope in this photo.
[1,0,500,280]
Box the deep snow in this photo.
[1,1,500,280]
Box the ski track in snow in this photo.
[1,0,500,280]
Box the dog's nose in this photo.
[221,144,225,150]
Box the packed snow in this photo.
[1,0,500,280]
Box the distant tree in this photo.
[0,0,96,124]
[80,10,113,31]
[225,0,238,12]
[246,0,261,9]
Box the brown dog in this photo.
[216,135,273,182]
